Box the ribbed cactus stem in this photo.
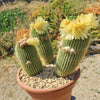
[55,36,91,77]
[15,45,42,76]
[30,29,54,65]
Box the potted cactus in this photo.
[16,14,98,100]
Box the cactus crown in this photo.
[60,14,99,40]
[17,35,39,48]
[30,16,48,34]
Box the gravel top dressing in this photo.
[19,64,77,89]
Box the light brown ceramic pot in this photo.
[17,67,80,100]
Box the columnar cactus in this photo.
[15,36,43,76]
[55,14,99,77]
[30,17,54,65]
[56,37,90,77]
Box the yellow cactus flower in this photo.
[76,14,85,21]
[34,16,48,34]
[32,14,36,18]
[35,23,43,30]
[85,13,98,28]
[30,23,34,29]
[60,14,99,40]
[60,17,70,28]
[72,21,89,39]
[23,34,28,38]
[77,13,98,29]
[27,38,39,46]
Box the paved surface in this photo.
[0,54,100,100]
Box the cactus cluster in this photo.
[15,14,98,77]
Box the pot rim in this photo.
[17,67,80,93]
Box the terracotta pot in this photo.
[17,67,80,100]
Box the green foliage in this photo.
[41,6,47,18]
[49,0,78,27]
[0,8,27,35]
[91,26,100,39]
[50,0,64,9]
[51,40,58,55]
[51,0,78,19]
[0,8,28,57]
[0,30,16,57]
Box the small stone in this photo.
[47,79,52,83]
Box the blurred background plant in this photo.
[91,27,100,39]
[0,8,29,58]
[51,40,58,55]
[0,8,27,34]
[29,6,43,20]
[16,28,29,41]
[0,28,30,58]
[84,5,100,39]
[0,30,15,57]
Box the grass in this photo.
[96,72,100,74]
[0,8,29,57]
[8,92,13,98]
[95,89,100,94]
[91,89,100,94]
[83,76,88,79]
[0,1,47,13]
[82,66,87,69]
[89,60,94,63]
